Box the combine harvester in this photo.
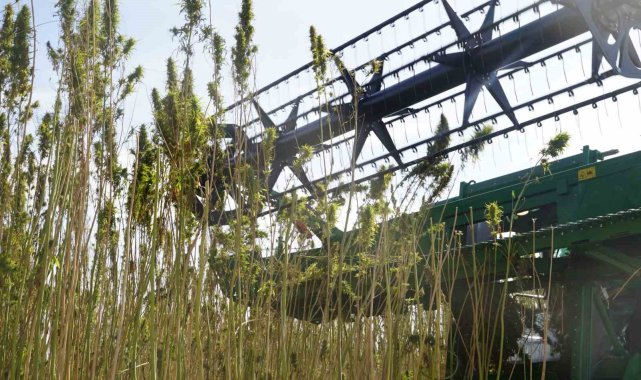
[202,0,641,378]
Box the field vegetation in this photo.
[0,1,568,378]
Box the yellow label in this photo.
[578,166,596,181]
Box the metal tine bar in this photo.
[269,78,640,205]
[479,0,497,43]
[241,0,538,132]
[224,0,436,112]
[246,0,554,141]
[385,38,594,125]
[229,0,502,121]
[442,0,472,41]
[298,37,594,157]
[241,1,495,135]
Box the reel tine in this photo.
[352,123,370,165]
[267,161,285,192]
[366,58,385,95]
[252,100,276,129]
[480,0,497,43]
[462,76,484,127]
[592,43,604,78]
[485,73,518,126]
[371,121,403,165]
[288,163,319,197]
[283,102,300,133]
[333,55,361,97]
[442,0,471,42]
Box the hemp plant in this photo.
[0,4,35,294]
[231,0,257,95]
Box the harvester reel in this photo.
[196,0,641,375]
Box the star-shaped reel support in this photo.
[331,55,404,167]
[251,99,322,198]
[573,0,641,79]
[250,53,406,199]
[435,0,520,128]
